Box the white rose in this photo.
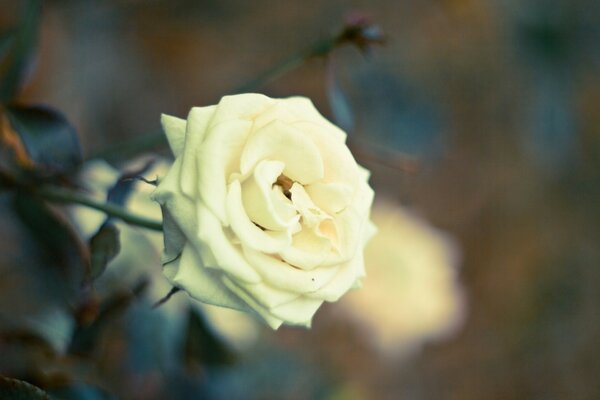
[152,93,375,329]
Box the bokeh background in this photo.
[1,0,599,399]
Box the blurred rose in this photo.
[153,93,376,328]
[340,199,465,354]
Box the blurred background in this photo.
[1,0,599,399]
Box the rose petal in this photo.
[165,244,250,311]
[195,119,254,225]
[291,120,358,187]
[196,202,262,283]
[159,205,187,263]
[240,120,324,184]
[226,179,291,254]
[252,101,299,130]
[179,106,217,197]
[284,96,347,143]
[241,159,298,231]
[161,114,187,157]
[209,93,275,126]
[269,296,324,327]
[307,247,366,302]
[279,228,331,270]
[152,158,199,251]
[236,280,299,309]
[242,245,340,293]
[221,277,284,329]
[305,182,354,215]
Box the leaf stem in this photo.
[34,185,163,231]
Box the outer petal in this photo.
[159,205,186,263]
[208,93,275,127]
[152,158,199,255]
[179,106,217,197]
[196,119,254,225]
[307,247,366,302]
[161,114,187,157]
[242,245,339,293]
[269,296,324,327]
[221,277,284,329]
[196,202,262,283]
[165,244,249,311]
[235,280,299,309]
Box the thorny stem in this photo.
[34,185,163,231]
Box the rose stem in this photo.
[33,185,163,231]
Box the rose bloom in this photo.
[152,94,375,328]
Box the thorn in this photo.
[152,286,181,309]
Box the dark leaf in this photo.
[0,330,56,379]
[47,384,117,400]
[69,278,148,356]
[0,29,16,61]
[13,193,88,304]
[326,60,354,133]
[88,223,120,282]
[183,307,236,371]
[0,0,42,102]
[2,105,82,176]
[106,158,156,207]
[0,376,50,400]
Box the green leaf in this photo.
[13,193,88,303]
[0,0,42,102]
[0,376,50,400]
[88,223,120,282]
[2,105,82,175]
[183,307,236,370]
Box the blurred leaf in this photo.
[106,158,156,207]
[0,29,16,61]
[2,105,82,176]
[47,384,117,400]
[183,308,236,370]
[0,107,34,177]
[0,376,50,400]
[0,0,42,102]
[88,223,120,282]
[0,330,56,378]
[69,278,148,356]
[13,193,88,303]
[326,60,354,133]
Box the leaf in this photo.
[326,59,354,133]
[0,376,50,400]
[2,105,82,176]
[0,0,42,102]
[13,193,88,303]
[47,384,117,400]
[68,278,148,356]
[183,307,236,370]
[88,223,120,282]
[106,158,156,207]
